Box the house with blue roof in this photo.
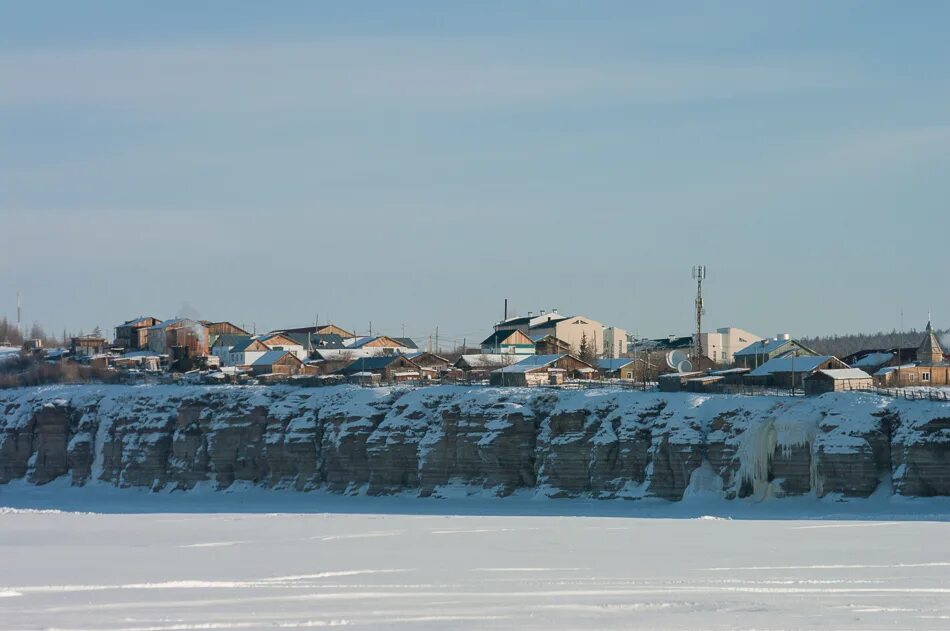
[746,354,848,389]
[733,335,819,369]
[339,354,423,383]
[489,354,596,386]
[596,357,637,379]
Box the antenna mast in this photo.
[692,265,706,364]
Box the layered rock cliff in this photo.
[2,384,949,500]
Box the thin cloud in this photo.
[0,38,852,114]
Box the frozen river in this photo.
[2,502,950,630]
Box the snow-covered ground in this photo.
[0,345,20,364]
[2,487,950,629]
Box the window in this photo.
[922,372,931,382]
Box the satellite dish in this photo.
[667,350,688,369]
[677,359,693,373]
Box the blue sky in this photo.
[2,1,949,345]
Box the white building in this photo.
[603,326,628,359]
[227,338,270,367]
[700,327,764,365]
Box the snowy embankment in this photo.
[1,384,950,506]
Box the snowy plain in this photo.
[3,484,950,630]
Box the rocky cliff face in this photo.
[2,385,949,501]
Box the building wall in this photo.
[701,327,764,365]
[804,376,873,394]
[231,350,267,366]
[876,365,950,387]
[530,317,603,356]
[603,327,628,359]
[735,339,814,369]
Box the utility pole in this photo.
[369,321,372,337]
[435,326,439,354]
[692,265,706,365]
[17,290,22,339]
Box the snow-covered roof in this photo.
[313,348,383,361]
[873,364,917,377]
[749,355,834,377]
[455,354,525,368]
[495,354,565,373]
[659,371,704,379]
[852,352,894,367]
[708,367,751,375]
[812,368,873,381]
[120,350,160,359]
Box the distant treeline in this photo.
[0,317,64,348]
[799,328,949,358]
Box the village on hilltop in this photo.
[4,304,949,396]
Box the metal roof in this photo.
[495,354,564,373]
[735,338,795,357]
[340,355,410,374]
[252,350,296,366]
[596,358,635,371]
[749,355,834,376]
[229,338,265,353]
[212,334,251,349]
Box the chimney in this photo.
[528,311,533,317]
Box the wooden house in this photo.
[658,371,706,392]
[406,352,451,379]
[733,336,819,369]
[258,332,307,361]
[147,319,209,356]
[453,354,524,380]
[340,355,423,383]
[804,369,873,395]
[114,316,161,351]
[480,329,536,355]
[251,350,315,377]
[533,334,572,356]
[279,324,355,339]
[211,334,250,363]
[203,321,249,347]
[747,355,849,389]
[70,335,108,358]
[873,321,950,387]
[596,358,637,380]
[489,354,596,386]
[227,338,270,367]
[342,335,418,356]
